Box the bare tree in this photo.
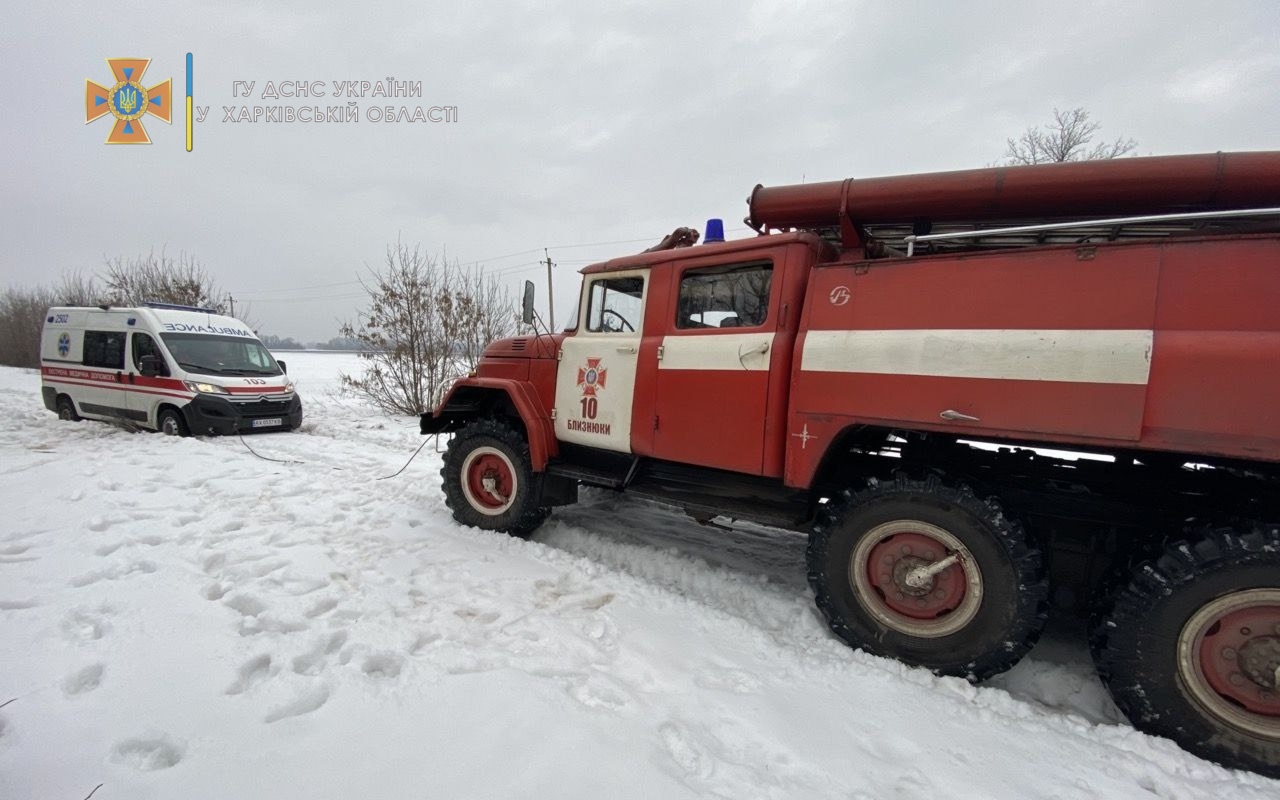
[1003,107,1137,165]
[101,249,228,312]
[53,271,104,306]
[339,240,516,416]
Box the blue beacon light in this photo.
[703,218,725,244]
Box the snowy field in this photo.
[1,352,1277,799]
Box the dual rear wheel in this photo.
[809,474,1280,776]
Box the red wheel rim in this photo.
[462,449,515,512]
[865,531,967,620]
[1197,604,1280,716]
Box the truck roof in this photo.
[580,230,827,275]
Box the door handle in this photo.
[939,409,980,423]
[616,345,637,354]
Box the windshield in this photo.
[160,333,283,377]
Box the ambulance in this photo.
[40,303,302,436]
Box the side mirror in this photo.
[521,280,535,325]
[277,360,288,374]
[139,354,164,377]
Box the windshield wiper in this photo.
[178,361,222,374]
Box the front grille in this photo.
[232,397,293,416]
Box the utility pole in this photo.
[543,249,555,330]
[228,294,235,317]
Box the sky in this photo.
[4,1,1278,342]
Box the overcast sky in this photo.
[4,1,1278,342]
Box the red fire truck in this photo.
[421,152,1280,776]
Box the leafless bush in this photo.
[1003,107,1137,165]
[0,285,58,368]
[339,240,517,416]
[0,273,107,368]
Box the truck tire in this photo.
[1091,524,1280,777]
[807,473,1048,681]
[56,395,80,422]
[441,419,550,538]
[158,408,189,437]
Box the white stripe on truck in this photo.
[801,329,1153,385]
[659,332,776,372]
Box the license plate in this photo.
[251,417,283,428]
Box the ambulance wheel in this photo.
[442,419,549,537]
[56,395,80,422]
[158,408,189,437]
[1091,524,1280,777]
[807,473,1049,681]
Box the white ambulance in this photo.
[40,303,302,436]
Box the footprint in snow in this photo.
[361,653,404,679]
[264,685,330,723]
[63,664,105,696]
[68,560,157,588]
[226,654,275,695]
[61,607,113,641]
[292,631,348,675]
[111,735,185,771]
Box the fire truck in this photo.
[420,152,1280,776]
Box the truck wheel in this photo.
[441,419,550,537]
[56,396,80,422]
[158,408,189,437]
[807,474,1048,681]
[1091,524,1280,777]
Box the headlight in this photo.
[283,382,295,394]
[184,381,228,394]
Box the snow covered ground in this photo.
[1,352,1277,799]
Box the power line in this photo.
[231,227,756,297]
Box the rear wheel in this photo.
[807,474,1048,681]
[1092,525,1280,777]
[441,419,549,537]
[56,396,80,422]
[158,408,189,437]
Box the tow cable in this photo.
[235,432,432,480]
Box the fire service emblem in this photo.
[577,357,607,396]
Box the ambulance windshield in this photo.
[160,333,283,377]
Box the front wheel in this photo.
[807,474,1048,681]
[441,419,549,537]
[1092,525,1280,777]
[158,408,189,437]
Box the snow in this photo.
[1,352,1277,799]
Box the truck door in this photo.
[649,258,776,475]
[554,270,648,453]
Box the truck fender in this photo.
[419,378,557,470]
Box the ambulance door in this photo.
[554,271,647,453]
[77,328,129,420]
[650,259,776,475]
[126,331,174,426]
